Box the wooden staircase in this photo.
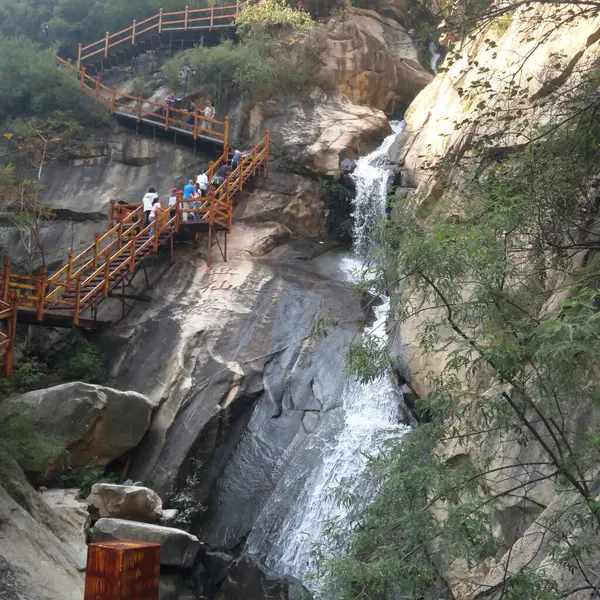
[0,2,271,377]
[0,131,270,376]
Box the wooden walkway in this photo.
[0,133,270,376]
[0,2,272,376]
[58,57,229,145]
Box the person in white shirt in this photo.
[142,187,158,224]
[203,101,216,130]
[196,170,209,197]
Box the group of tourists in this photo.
[130,148,245,235]
[164,94,216,130]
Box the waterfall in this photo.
[351,121,406,257]
[246,122,408,590]
[429,41,441,74]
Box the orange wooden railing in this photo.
[57,57,228,143]
[0,130,270,344]
[0,294,18,376]
[76,2,242,67]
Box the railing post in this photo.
[103,249,111,297]
[264,128,270,178]
[129,236,136,274]
[77,43,82,68]
[93,232,100,268]
[81,67,87,91]
[193,109,199,139]
[225,176,232,230]
[159,8,164,33]
[109,199,116,229]
[74,275,82,325]
[175,198,181,233]
[137,93,143,122]
[184,5,189,30]
[210,3,215,29]
[132,20,137,45]
[37,268,47,322]
[165,103,170,131]
[223,116,229,162]
[104,31,109,58]
[5,292,18,377]
[153,213,160,252]
[2,260,10,302]
[111,86,117,113]
[67,251,74,282]
[118,221,124,249]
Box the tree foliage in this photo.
[236,0,313,39]
[316,7,600,597]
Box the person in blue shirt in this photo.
[183,180,196,222]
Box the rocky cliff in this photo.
[384,4,600,598]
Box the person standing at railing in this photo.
[183,179,196,223]
[196,170,209,197]
[231,150,242,171]
[168,188,180,222]
[142,187,159,224]
[203,101,216,131]
[148,198,162,237]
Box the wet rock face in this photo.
[101,247,362,545]
[215,554,309,600]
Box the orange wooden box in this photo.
[84,541,160,600]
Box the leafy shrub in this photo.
[61,470,122,499]
[164,35,325,105]
[58,337,105,383]
[236,0,313,40]
[0,402,64,474]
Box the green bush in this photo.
[61,470,121,498]
[0,402,64,475]
[236,0,313,40]
[58,338,105,383]
[164,35,325,105]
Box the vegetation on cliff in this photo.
[316,4,600,599]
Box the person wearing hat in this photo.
[231,149,242,171]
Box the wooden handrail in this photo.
[76,1,242,65]
[0,125,270,377]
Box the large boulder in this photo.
[315,8,432,115]
[235,172,328,239]
[215,554,309,600]
[0,464,84,600]
[86,483,163,523]
[89,518,201,568]
[247,90,390,176]
[8,382,157,478]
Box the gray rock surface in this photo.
[159,574,196,600]
[247,90,391,176]
[215,554,308,600]
[315,7,432,115]
[0,464,84,600]
[203,551,234,586]
[9,382,156,478]
[89,518,201,568]
[86,483,163,523]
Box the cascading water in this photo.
[429,41,441,74]
[246,121,408,590]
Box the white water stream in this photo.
[247,121,408,589]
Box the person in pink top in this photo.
[149,198,162,237]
